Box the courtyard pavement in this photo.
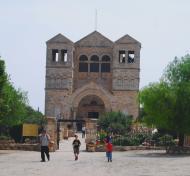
[0,134,190,176]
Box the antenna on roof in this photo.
[95,9,97,31]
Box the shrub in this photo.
[0,135,11,140]
[112,132,152,146]
[159,134,175,150]
[98,131,107,144]
[98,111,132,135]
[112,136,131,146]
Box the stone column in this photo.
[85,119,97,143]
[184,135,190,146]
[46,117,57,151]
[58,50,61,62]
[73,108,77,132]
[85,119,98,152]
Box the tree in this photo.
[139,55,190,146]
[0,57,45,136]
[1,82,28,126]
[0,58,8,119]
[23,106,46,125]
[163,55,190,146]
[139,82,175,128]
[97,111,132,135]
[0,58,28,135]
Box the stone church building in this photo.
[45,31,141,130]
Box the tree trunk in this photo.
[178,133,184,147]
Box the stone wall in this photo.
[112,91,139,118]
[184,136,190,146]
[45,31,141,126]
[73,46,113,91]
[0,143,40,151]
[46,117,57,151]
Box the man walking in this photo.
[39,129,50,162]
[82,126,86,138]
[72,135,81,160]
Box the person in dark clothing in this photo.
[104,134,112,143]
[72,135,81,160]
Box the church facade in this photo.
[45,31,141,129]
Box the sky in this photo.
[0,0,190,113]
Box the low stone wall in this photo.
[93,145,164,152]
[113,146,163,151]
[0,140,15,144]
[167,146,190,154]
[0,143,40,151]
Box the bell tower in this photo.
[112,35,141,117]
[45,34,74,118]
[112,34,141,91]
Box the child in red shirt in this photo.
[106,142,113,162]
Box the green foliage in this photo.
[97,111,132,135]
[1,82,28,126]
[23,106,46,125]
[98,131,107,143]
[163,55,190,84]
[0,57,45,136]
[139,55,190,146]
[0,59,8,119]
[151,132,162,146]
[112,132,152,146]
[139,82,175,129]
[0,135,11,140]
[0,57,28,126]
[112,136,131,146]
[159,134,175,150]
[0,59,7,93]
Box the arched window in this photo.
[79,55,88,72]
[90,55,99,72]
[102,55,110,62]
[79,55,88,61]
[90,100,98,106]
[101,55,111,72]
[91,55,99,61]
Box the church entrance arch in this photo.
[78,95,105,119]
[70,82,113,131]
[76,95,105,131]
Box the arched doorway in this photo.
[76,95,105,131]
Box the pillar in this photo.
[73,108,77,131]
[46,117,57,151]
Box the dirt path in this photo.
[0,134,190,176]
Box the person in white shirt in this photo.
[39,129,50,162]
[82,126,86,138]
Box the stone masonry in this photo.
[45,31,141,131]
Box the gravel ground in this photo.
[0,135,190,176]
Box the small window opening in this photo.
[90,63,99,72]
[79,63,88,72]
[102,55,110,62]
[119,50,126,63]
[101,63,110,72]
[61,49,68,62]
[88,112,99,119]
[79,55,88,61]
[91,55,99,61]
[52,49,59,62]
[90,101,98,105]
[128,51,135,63]
[79,55,88,72]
